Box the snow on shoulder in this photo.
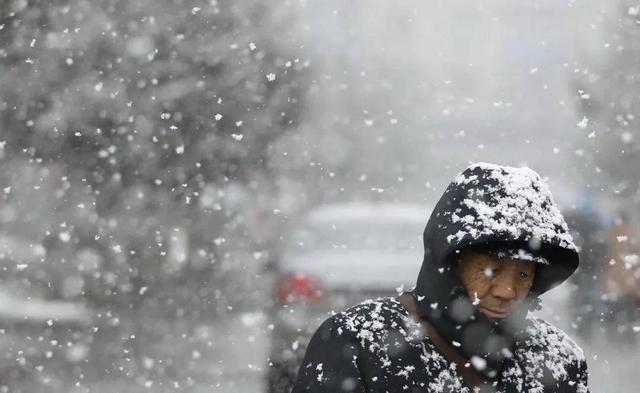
[521,315,586,377]
[334,297,470,392]
[508,314,589,393]
[446,162,576,252]
[336,297,415,360]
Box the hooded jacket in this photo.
[291,163,589,393]
[412,162,580,379]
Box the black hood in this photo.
[411,162,579,380]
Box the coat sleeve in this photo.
[574,357,589,393]
[291,317,367,393]
[561,355,589,393]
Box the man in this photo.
[292,162,589,393]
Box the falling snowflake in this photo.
[576,116,588,129]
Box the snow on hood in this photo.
[446,162,576,252]
[416,162,579,299]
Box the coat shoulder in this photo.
[338,296,408,320]
[333,297,412,337]
[517,315,589,391]
[524,315,585,362]
[330,297,423,357]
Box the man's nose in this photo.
[491,275,517,301]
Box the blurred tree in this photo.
[0,0,309,390]
[572,1,640,205]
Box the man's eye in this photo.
[519,271,530,279]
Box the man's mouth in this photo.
[478,306,508,319]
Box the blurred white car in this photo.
[265,202,430,393]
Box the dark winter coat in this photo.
[291,163,589,393]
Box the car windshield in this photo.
[286,221,423,253]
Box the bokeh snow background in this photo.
[0,0,639,392]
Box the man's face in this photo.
[456,250,536,319]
